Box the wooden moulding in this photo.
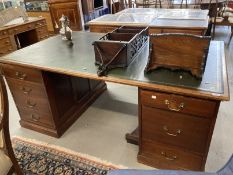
[145,33,211,79]
[93,26,149,76]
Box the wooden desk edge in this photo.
[88,23,208,30]
[0,17,46,31]
[0,57,229,102]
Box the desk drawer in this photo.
[6,78,47,98]
[37,26,49,41]
[0,45,15,56]
[36,26,48,35]
[140,140,203,170]
[18,107,55,128]
[2,64,43,83]
[8,23,36,35]
[0,30,8,39]
[140,89,217,118]
[0,37,11,46]
[36,26,49,40]
[13,94,51,115]
[141,105,211,153]
[35,20,47,28]
[149,28,204,35]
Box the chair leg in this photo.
[228,26,233,46]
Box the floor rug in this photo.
[12,136,125,175]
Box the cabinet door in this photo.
[49,1,82,31]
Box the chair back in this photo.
[0,75,22,175]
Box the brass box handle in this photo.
[27,100,37,108]
[163,125,181,137]
[31,114,40,122]
[161,151,177,161]
[164,100,184,112]
[15,72,27,80]
[20,86,32,95]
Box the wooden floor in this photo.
[8,27,233,171]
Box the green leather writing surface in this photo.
[0,32,225,96]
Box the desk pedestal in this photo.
[137,88,220,171]
[2,64,106,137]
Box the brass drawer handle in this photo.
[164,100,184,112]
[20,86,32,94]
[15,72,27,80]
[163,126,181,137]
[27,100,37,108]
[31,114,40,122]
[161,151,177,161]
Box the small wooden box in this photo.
[93,26,148,76]
[145,34,211,78]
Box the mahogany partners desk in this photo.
[88,8,209,35]
[0,32,229,171]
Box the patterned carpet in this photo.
[12,137,124,175]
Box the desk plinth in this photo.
[0,32,229,171]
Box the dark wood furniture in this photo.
[88,8,209,35]
[1,64,105,137]
[93,26,148,76]
[146,34,211,78]
[48,0,82,32]
[0,32,229,171]
[0,17,49,57]
[0,75,23,174]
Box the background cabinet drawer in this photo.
[0,30,8,39]
[18,107,55,128]
[8,23,36,35]
[141,106,211,153]
[140,140,203,170]
[36,26,48,35]
[0,37,11,46]
[2,64,43,83]
[35,20,46,28]
[140,89,217,118]
[0,45,14,56]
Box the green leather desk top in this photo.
[0,32,229,101]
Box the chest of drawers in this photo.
[138,88,220,171]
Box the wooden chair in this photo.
[0,75,22,175]
[135,0,163,8]
[179,0,202,8]
[211,0,233,40]
[107,154,233,175]
[112,0,128,13]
